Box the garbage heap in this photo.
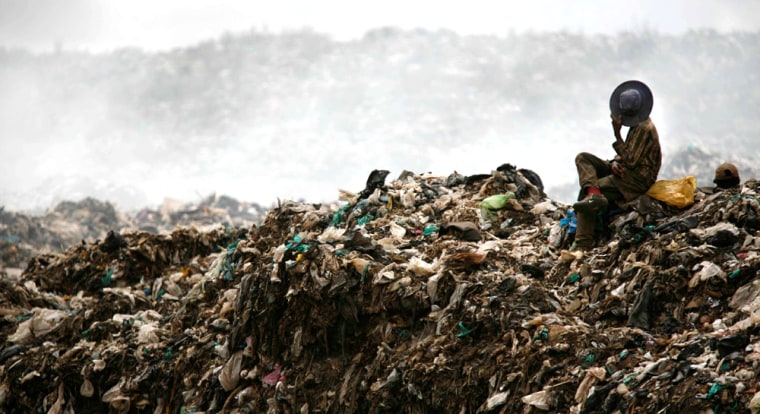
[0,195,265,272]
[133,194,267,234]
[0,198,131,271]
[3,165,760,414]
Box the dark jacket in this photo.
[611,117,661,201]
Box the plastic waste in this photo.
[5,166,760,413]
[389,221,406,239]
[627,279,654,330]
[484,391,510,410]
[358,169,390,200]
[102,268,114,286]
[331,204,350,226]
[575,366,606,404]
[423,224,440,236]
[7,308,69,344]
[559,210,577,234]
[479,192,516,218]
[750,391,760,414]
[101,379,130,414]
[80,378,95,397]
[716,332,749,358]
[219,351,244,391]
[439,221,482,241]
[136,324,162,344]
[456,321,473,337]
[521,389,553,410]
[263,363,283,386]
[547,223,563,247]
[688,261,727,288]
[730,279,760,313]
[645,176,697,208]
[703,222,741,247]
[654,214,699,234]
[406,256,439,277]
[530,200,556,215]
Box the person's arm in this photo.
[610,114,625,177]
[611,114,624,143]
[612,120,656,172]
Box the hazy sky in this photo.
[1,0,759,212]
[1,0,759,52]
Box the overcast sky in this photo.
[1,0,759,212]
[1,0,759,52]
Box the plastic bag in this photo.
[645,176,697,208]
[7,308,69,344]
[521,389,553,410]
[479,192,516,219]
[480,192,515,211]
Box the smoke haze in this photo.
[1,1,759,212]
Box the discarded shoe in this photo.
[572,194,608,214]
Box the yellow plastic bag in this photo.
[646,176,697,208]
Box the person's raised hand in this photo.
[611,160,625,178]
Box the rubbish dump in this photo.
[2,166,760,413]
[0,195,266,272]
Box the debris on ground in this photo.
[2,166,760,413]
[0,195,266,271]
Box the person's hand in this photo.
[611,160,626,178]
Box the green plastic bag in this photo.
[480,192,515,218]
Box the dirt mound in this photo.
[2,168,760,413]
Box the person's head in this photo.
[609,80,654,127]
[714,162,740,189]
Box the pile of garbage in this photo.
[3,164,760,413]
[0,198,131,272]
[0,195,266,272]
[133,194,267,234]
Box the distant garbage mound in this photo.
[0,195,266,271]
[0,198,130,272]
[2,166,760,413]
[133,194,267,234]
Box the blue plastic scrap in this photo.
[331,204,350,226]
[457,321,473,338]
[705,382,726,399]
[533,327,549,340]
[423,224,440,236]
[102,268,114,287]
[286,235,310,253]
[560,210,577,235]
[221,240,243,281]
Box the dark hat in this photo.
[609,80,654,127]
[714,162,740,188]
